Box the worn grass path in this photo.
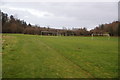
[2,34,118,78]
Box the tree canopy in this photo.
[1,12,120,36]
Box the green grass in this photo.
[2,34,118,78]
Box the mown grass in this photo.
[2,34,118,78]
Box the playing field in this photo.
[2,34,118,78]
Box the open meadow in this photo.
[2,34,118,78]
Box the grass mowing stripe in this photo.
[38,39,94,78]
[2,34,118,78]
[3,34,91,78]
[38,36,118,78]
[34,37,93,78]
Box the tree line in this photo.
[1,12,120,36]
[90,21,120,36]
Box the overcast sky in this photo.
[1,1,118,30]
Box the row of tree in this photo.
[90,21,120,36]
[1,12,120,36]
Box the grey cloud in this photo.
[1,2,118,30]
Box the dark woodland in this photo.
[1,12,120,36]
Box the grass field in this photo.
[2,34,118,78]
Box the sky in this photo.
[0,0,119,30]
